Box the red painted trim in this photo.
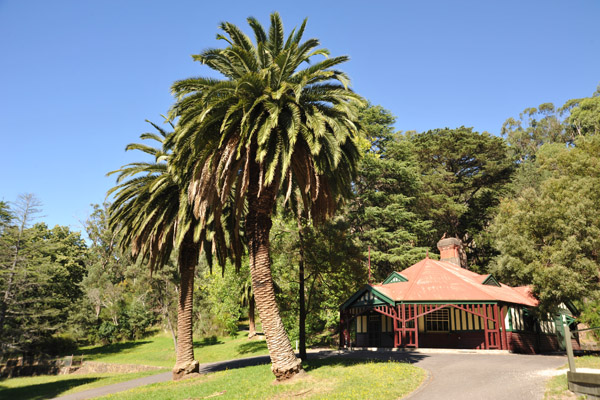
[414,304,420,347]
[347,301,508,351]
[404,302,498,323]
[483,305,490,349]
[373,305,398,320]
[489,304,501,349]
[500,306,509,350]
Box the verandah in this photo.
[340,303,508,350]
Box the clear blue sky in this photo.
[1,0,598,234]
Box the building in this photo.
[339,238,579,353]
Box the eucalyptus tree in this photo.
[490,135,600,312]
[108,121,203,380]
[169,13,363,380]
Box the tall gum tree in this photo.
[490,135,600,312]
[169,13,363,380]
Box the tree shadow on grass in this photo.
[0,377,99,400]
[78,341,152,360]
[303,350,430,372]
[193,336,224,348]
[303,357,388,373]
[236,341,268,355]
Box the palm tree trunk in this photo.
[172,230,200,380]
[296,211,307,361]
[246,163,302,380]
[248,295,256,339]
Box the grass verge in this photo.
[544,355,600,400]
[78,331,268,367]
[0,370,165,400]
[98,358,426,400]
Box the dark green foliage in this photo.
[72,203,162,344]
[349,105,433,279]
[97,321,119,344]
[300,218,366,341]
[579,296,600,340]
[271,215,365,347]
[37,224,87,303]
[0,202,10,231]
[194,261,245,338]
[407,127,514,270]
[32,334,78,356]
[0,195,87,355]
[490,85,600,322]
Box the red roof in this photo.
[371,257,538,307]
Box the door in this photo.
[368,314,381,347]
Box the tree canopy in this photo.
[490,135,600,311]
[0,195,86,355]
[407,127,513,269]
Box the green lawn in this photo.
[0,331,268,399]
[99,358,426,400]
[78,330,268,367]
[0,370,164,400]
[544,355,600,400]
[0,331,427,400]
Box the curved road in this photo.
[54,350,566,399]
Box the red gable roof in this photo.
[370,257,537,307]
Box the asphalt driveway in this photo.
[332,350,566,400]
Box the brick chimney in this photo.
[437,237,464,267]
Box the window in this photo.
[425,308,450,332]
[381,316,394,332]
[356,315,368,333]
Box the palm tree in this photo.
[239,278,257,338]
[107,120,202,380]
[169,13,363,380]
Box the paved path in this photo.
[53,350,567,400]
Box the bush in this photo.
[33,334,78,356]
[120,302,156,340]
[579,298,600,341]
[98,321,118,344]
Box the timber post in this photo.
[483,304,490,350]
[500,305,509,350]
[338,313,343,348]
[563,314,576,372]
[346,314,350,348]
[401,304,406,346]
